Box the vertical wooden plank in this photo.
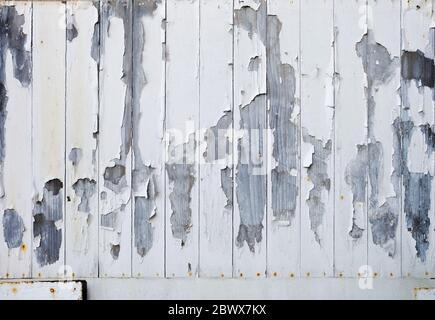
[366,0,402,278]
[65,0,99,278]
[233,0,267,278]
[32,0,66,278]
[266,0,300,278]
[300,0,334,277]
[199,0,233,278]
[131,0,166,278]
[334,0,368,277]
[401,0,435,278]
[0,1,32,279]
[99,0,132,277]
[165,0,199,278]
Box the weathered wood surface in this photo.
[0,0,434,279]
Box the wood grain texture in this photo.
[334,0,368,278]
[300,0,334,277]
[165,0,200,278]
[32,0,66,278]
[0,0,433,280]
[233,0,267,278]
[98,0,132,277]
[267,0,300,278]
[401,0,435,278]
[199,0,233,278]
[65,0,99,278]
[131,0,166,278]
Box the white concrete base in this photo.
[79,278,435,300]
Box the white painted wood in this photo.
[131,0,166,278]
[81,277,435,299]
[98,0,132,277]
[401,0,435,278]
[65,0,99,278]
[0,281,83,300]
[367,0,401,278]
[300,0,334,277]
[0,1,32,279]
[334,0,368,277]
[199,0,233,278]
[233,0,267,278]
[266,0,300,278]
[32,0,66,278]
[165,0,200,278]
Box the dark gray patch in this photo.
[369,200,399,257]
[2,209,24,249]
[401,50,434,88]
[68,147,83,166]
[420,123,435,154]
[33,179,63,266]
[166,133,195,246]
[235,94,267,252]
[134,193,154,257]
[356,32,399,88]
[248,56,261,71]
[110,244,120,260]
[72,178,96,213]
[267,15,298,223]
[203,111,232,162]
[66,14,78,42]
[349,222,364,239]
[354,31,400,252]
[404,172,431,262]
[0,6,32,198]
[129,0,162,255]
[393,117,431,262]
[100,0,133,188]
[0,6,32,86]
[103,164,126,192]
[302,129,332,244]
[91,1,100,63]
[100,210,118,230]
[220,166,233,210]
[234,0,266,45]
[345,145,367,239]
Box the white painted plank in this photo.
[334,0,368,277]
[98,0,132,277]
[32,0,66,279]
[199,0,233,278]
[300,0,334,277]
[366,0,402,278]
[165,0,200,278]
[401,0,435,278]
[266,0,300,278]
[0,1,32,279]
[65,0,99,278]
[0,281,84,300]
[131,0,166,278]
[233,0,267,278]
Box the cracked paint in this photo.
[0,5,31,199]
[131,0,163,256]
[72,178,96,213]
[350,31,400,254]
[303,129,332,245]
[267,14,298,223]
[166,134,196,247]
[235,94,266,252]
